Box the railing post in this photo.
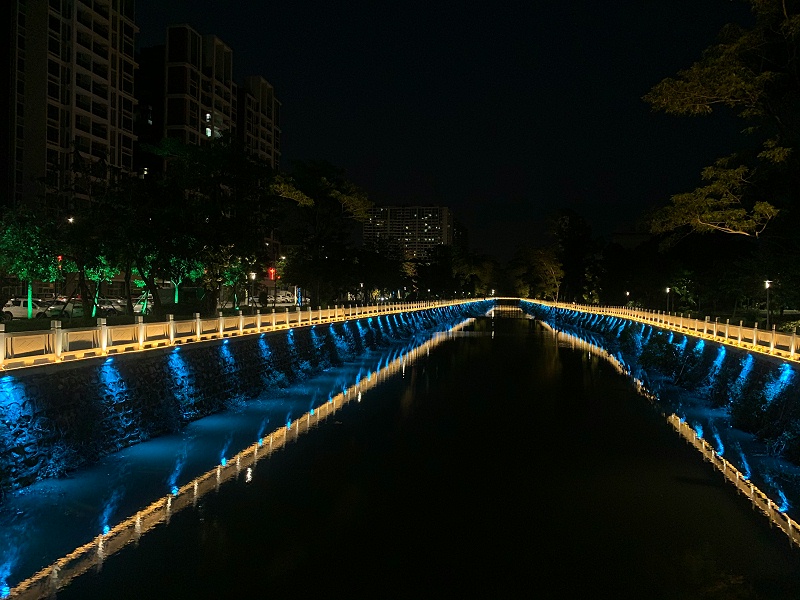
[218,311,224,337]
[49,320,62,360]
[753,321,759,348]
[194,313,201,342]
[704,316,709,336]
[238,309,244,336]
[770,324,776,354]
[285,307,289,327]
[256,309,262,331]
[272,308,276,328]
[739,320,743,346]
[725,318,729,341]
[98,317,108,354]
[791,327,797,358]
[168,314,175,345]
[714,317,719,338]
[0,324,5,368]
[137,315,145,350]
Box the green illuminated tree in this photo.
[0,208,61,317]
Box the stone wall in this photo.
[0,303,491,494]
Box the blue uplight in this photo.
[103,525,110,535]
[221,457,227,467]
[171,486,179,496]
[694,424,704,439]
[763,363,794,405]
[1,585,9,598]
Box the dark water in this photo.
[47,315,800,598]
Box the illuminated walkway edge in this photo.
[4,319,473,600]
[536,317,800,549]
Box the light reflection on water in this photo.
[1,319,475,599]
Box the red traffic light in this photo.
[268,267,276,280]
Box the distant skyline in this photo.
[136,0,754,261]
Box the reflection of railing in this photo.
[537,318,800,549]
[0,300,476,371]
[668,414,800,548]
[6,319,473,599]
[534,300,799,362]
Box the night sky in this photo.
[135,0,754,261]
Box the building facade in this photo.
[238,75,281,170]
[363,206,455,260]
[7,0,138,213]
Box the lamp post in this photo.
[249,272,256,309]
[666,287,670,312]
[765,280,772,329]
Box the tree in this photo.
[644,0,800,240]
[0,208,61,317]
[277,160,372,307]
[509,246,564,301]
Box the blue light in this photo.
[221,457,227,466]
[763,363,794,405]
[694,424,703,439]
[171,486,179,496]
[104,356,114,363]
[738,447,751,480]
[223,339,229,344]
[1,585,9,598]
[713,432,724,456]
[103,525,110,535]
[778,489,790,513]
[310,408,315,415]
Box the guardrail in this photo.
[0,300,475,371]
[534,300,799,362]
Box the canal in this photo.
[7,308,800,598]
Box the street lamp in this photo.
[249,272,256,308]
[666,287,670,312]
[765,280,772,328]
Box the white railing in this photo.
[533,300,799,362]
[0,300,477,371]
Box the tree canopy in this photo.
[644,0,800,241]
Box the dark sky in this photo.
[135,0,753,261]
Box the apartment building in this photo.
[238,75,281,170]
[7,0,138,213]
[363,206,455,261]
[162,24,236,146]
[135,24,281,174]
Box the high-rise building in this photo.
[163,24,236,146]
[135,24,281,174]
[7,0,138,213]
[238,75,281,170]
[363,206,455,260]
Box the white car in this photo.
[45,300,85,319]
[2,298,49,320]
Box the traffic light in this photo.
[268,267,276,280]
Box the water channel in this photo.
[5,308,800,598]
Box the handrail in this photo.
[0,299,478,371]
[530,300,799,363]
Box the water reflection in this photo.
[3,319,475,599]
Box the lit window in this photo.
[205,127,212,137]
[205,113,211,122]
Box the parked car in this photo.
[2,298,49,320]
[45,300,84,319]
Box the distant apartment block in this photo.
[363,206,455,260]
[135,24,281,173]
[163,24,236,145]
[7,0,138,212]
[238,76,281,169]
